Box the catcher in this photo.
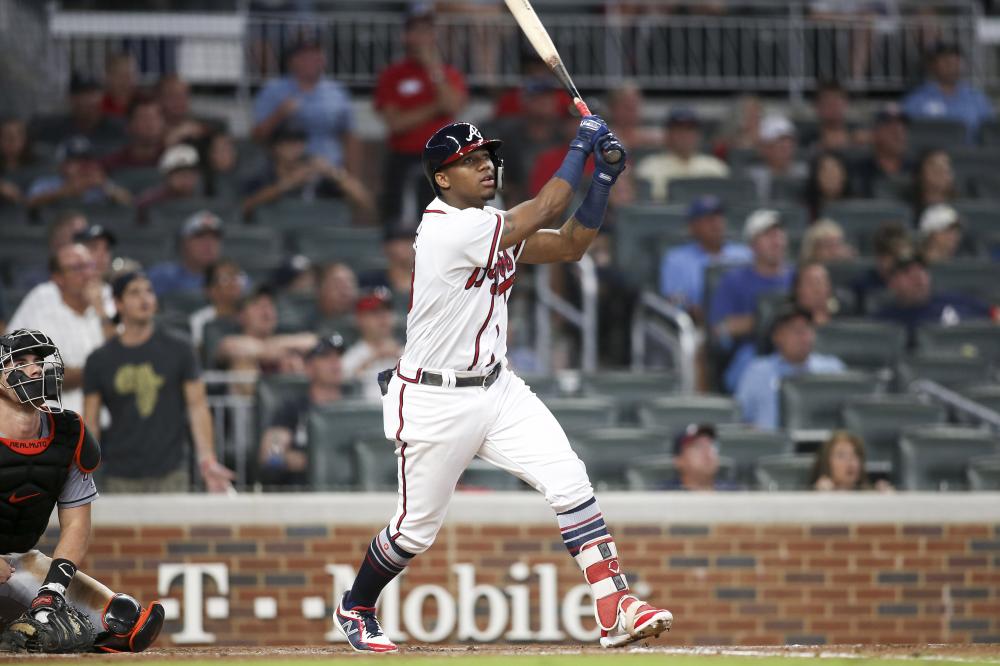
[0,328,164,653]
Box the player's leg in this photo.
[480,371,672,647]
[338,378,486,652]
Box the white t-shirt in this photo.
[342,340,400,402]
[397,197,525,376]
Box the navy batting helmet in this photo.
[422,122,504,194]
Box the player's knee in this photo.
[545,481,595,514]
[389,529,435,556]
[94,594,164,653]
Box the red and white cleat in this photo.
[335,593,398,653]
[599,595,673,648]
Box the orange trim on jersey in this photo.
[0,412,55,456]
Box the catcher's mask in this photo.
[423,122,504,195]
[0,329,65,413]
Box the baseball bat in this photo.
[504,0,622,164]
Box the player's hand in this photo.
[0,558,14,585]
[814,476,835,491]
[199,458,236,494]
[29,585,66,620]
[592,133,627,185]
[569,116,609,155]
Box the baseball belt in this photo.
[378,364,502,396]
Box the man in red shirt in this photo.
[374,6,467,231]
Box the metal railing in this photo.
[910,379,1000,433]
[202,370,257,489]
[533,254,599,373]
[629,290,697,393]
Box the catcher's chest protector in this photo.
[0,411,94,554]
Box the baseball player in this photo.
[335,117,672,651]
[0,329,164,653]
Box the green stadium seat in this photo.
[200,317,242,368]
[952,200,1000,249]
[821,200,912,253]
[116,228,174,268]
[353,438,398,491]
[624,453,737,490]
[638,394,739,434]
[517,372,560,397]
[824,258,876,292]
[780,371,877,431]
[276,292,319,333]
[907,118,968,153]
[458,458,527,491]
[159,290,208,316]
[255,373,310,445]
[754,453,815,491]
[614,204,688,288]
[967,454,1000,490]
[667,177,758,206]
[715,424,794,488]
[898,425,1000,490]
[579,371,678,420]
[896,353,994,390]
[112,167,162,195]
[254,198,352,231]
[841,396,947,480]
[222,226,283,265]
[959,384,1000,414]
[292,226,385,272]
[813,319,906,374]
[570,428,661,490]
[540,396,618,433]
[930,260,1000,300]
[307,400,386,489]
[916,322,1000,363]
[0,205,27,226]
[147,198,238,228]
[950,147,1000,197]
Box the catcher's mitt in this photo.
[0,591,96,653]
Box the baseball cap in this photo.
[743,209,782,241]
[270,254,313,289]
[759,114,796,142]
[180,210,224,239]
[874,102,909,126]
[110,270,147,299]
[405,2,435,27]
[666,108,700,127]
[673,423,717,456]
[74,224,118,247]
[769,301,813,337]
[686,195,725,222]
[69,72,101,95]
[356,287,393,314]
[918,204,961,237]
[888,250,926,276]
[159,143,200,174]
[57,136,96,162]
[306,332,346,359]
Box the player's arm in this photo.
[518,134,628,264]
[498,117,609,251]
[183,379,235,493]
[53,504,91,567]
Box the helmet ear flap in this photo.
[492,154,504,192]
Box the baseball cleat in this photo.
[599,595,673,648]
[335,592,398,653]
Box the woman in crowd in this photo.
[799,218,857,264]
[811,431,893,491]
[912,149,957,219]
[805,151,852,221]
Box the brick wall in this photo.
[41,519,1000,646]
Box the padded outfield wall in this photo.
[41,493,1000,646]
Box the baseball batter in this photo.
[336,117,672,651]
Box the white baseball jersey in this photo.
[397,197,525,376]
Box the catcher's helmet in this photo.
[0,329,65,412]
[422,122,504,194]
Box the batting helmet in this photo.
[422,122,504,194]
[0,329,65,412]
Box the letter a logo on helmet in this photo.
[422,122,504,194]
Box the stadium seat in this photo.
[255,373,310,447]
[824,258,875,292]
[896,353,995,390]
[930,260,1000,300]
[292,226,385,272]
[624,453,737,490]
[637,394,740,434]
[517,373,560,397]
[727,201,809,236]
[117,228,174,267]
[667,177,758,206]
[570,428,661,490]
[952,200,1000,250]
[276,292,319,333]
[614,204,689,288]
[780,371,877,431]
[981,120,1000,147]
[353,438,397,491]
[200,317,242,368]
[221,226,283,266]
[458,458,527,491]
[898,425,1000,491]
[916,322,1000,364]
[813,319,906,375]
[959,384,1000,414]
[160,290,208,316]
[154,309,193,341]
[820,200,911,253]
[147,198,238,228]
[307,400,385,489]
[578,371,679,421]
[841,396,947,479]
[715,424,794,488]
[967,454,1000,490]
[754,453,815,491]
[907,118,968,153]
[254,198,352,231]
[950,147,1000,198]
[540,396,618,433]
[112,167,162,195]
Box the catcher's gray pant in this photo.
[0,552,108,629]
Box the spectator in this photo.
[26,136,132,211]
[215,285,317,379]
[83,271,234,493]
[712,94,762,158]
[635,108,729,202]
[606,80,661,151]
[156,74,225,146]
[7,243,110,414]
[527,110,597,198]
[201,130,239,200]
[804,81,863,153]
[359,228,416,305]
[252,38,356,169]
[918,204,966,264]
[710,210,795,392]
[811,431,893,491]
[147,210,224,298]
[136,143,203,223]
[875,252,991,348]
[735,302,845,430]
[747,115,807,201]
[270,254,317,296]
[375,5,467,229]
[663,424,737,491]
[902,41,995,143]
[852,222,913,311]
[799,218,857,264]
[101,95,166,172]
[101,52,139,119]
[73,224,117,317]
[805,151,852,221]
[313,262,359,334]
[257,333,347,488]
[28,72,125,150]
[342,289,402,402]
[241,122,374,223]
[0,116,37,201]
[912,149,957,219]
[852,103,912,198]
[792,262,839,326]
[659,195,752,321]
[189,258,247,349]
[15,210,89,292]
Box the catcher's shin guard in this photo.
[93,594,165,653]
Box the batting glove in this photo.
[593,134,627,185]
[569,116,609,155]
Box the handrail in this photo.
[910,379,1000,432]
[533,253,598,372]
[630,290,697,393]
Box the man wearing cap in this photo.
[83,271,234,493]
[342,289,403,402]
[253,38,356,170]
[28,72,125,150]
[902,42,994,143]
[875,252,991,349]
[146,210,224,298]
[359,228,416,305]
[918,204,966,265]
[735,302,845,430]
[747,114,807,201]
[709,209,794,392]
[257,333,347,488]
[26,136,132,211]
[664,424,736,491]
[189,259,247,350]
[659,195,752,321]
[635,108,729,202]
[852,104,912,198]
[135,143,203,222]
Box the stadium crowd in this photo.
[0,2,998,493]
